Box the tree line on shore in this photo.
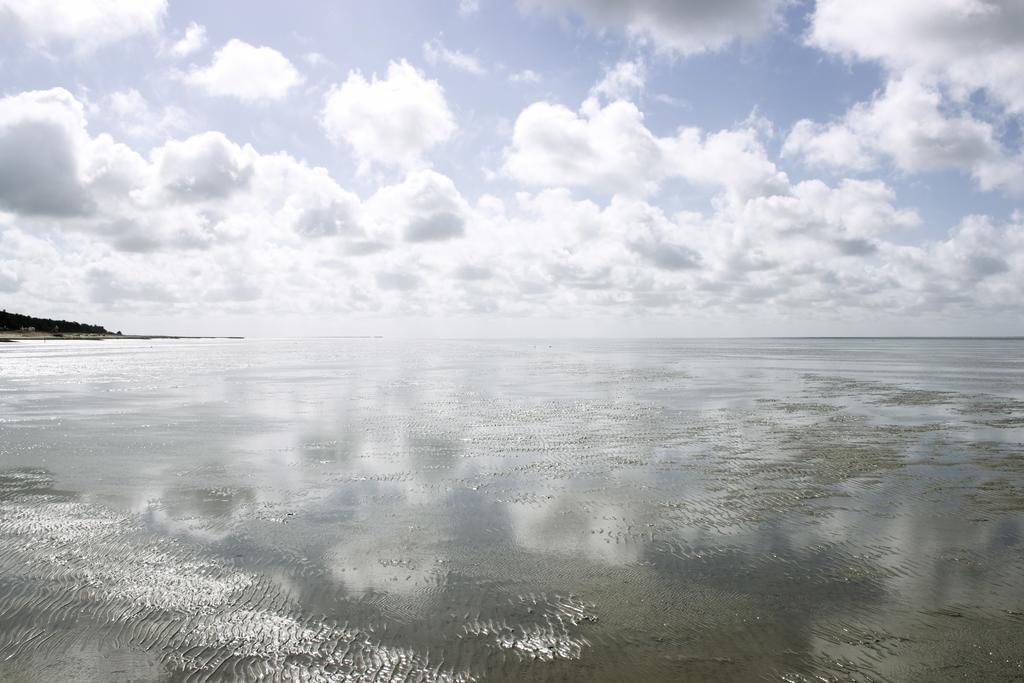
[0,309,113,335]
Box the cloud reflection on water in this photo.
[0,338,1022,679]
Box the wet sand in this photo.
[0,338,1022,680]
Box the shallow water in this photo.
[0,338,1022,681]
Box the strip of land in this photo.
[0,332,243,342]
[0,309,241,341]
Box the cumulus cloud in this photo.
[0,120,90,216]
[322,60,456,171]
[168,21,206,58]
[0,88,477,318]
[0,82,1020,332]
[664,125,790,202]
[809,0,1024,114]
[366,170,470,243]
[106,89,189,141]
[153,132,256,201]
[262,157,364,240]
[290,197,360,239]
[519,0,789,55]
[736,178,921,248]
[423,38,486,74]
[0,89,364,256]
[0,89,93,216]
[505,96,787,200]
[0,0,166,53]
[0,88,149,218]
[783,77,1024,194]
[882,213,1024,315]
[604,197,702,271]
[590,59,645,102]
[790,1,1024,196]
[184,39,302,102]
[929,215,1017,282]
[505,99,663,194]
[452,172,930,319]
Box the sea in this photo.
[0,338,1022,681]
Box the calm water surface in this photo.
[0,338,1022,681]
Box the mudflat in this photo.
[0,338,1021,681]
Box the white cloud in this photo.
[504,97,788,200]
[0,88,93,216]
[0,88,473,317]
[303,51,330,67]
[152,132,256,202]
[591,59,645,102]
[665,124,790,202]
[653,93,688,108]
[519,0,789,55]
[928,215,1020,283]
[602,196,702,271]
[0,0,166,54]
[505,99,662,195]
[783,77,1024,194]
[454,171,935,319]
[509,69,542,84]
[257,155,364,241]
[0,93,378,316]
[169,21,206,58]
[366,170,470,243]
[881,213,1024,315]
[737,178,921,247]
[809,0,1024,114]
[783,117,874,172]
[791,1,1024,197]
[1,86,1021,332]
[322,60,456,171]
[184,39,302,102]
[106,89,189,141]
[423,39,486,74]
[458,0,481,15]
[0,88,149,218]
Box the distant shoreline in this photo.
[0,332,243,342]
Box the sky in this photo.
[0,0,1022,337]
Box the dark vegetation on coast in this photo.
[0,309,246,341]
[0,309,116,335]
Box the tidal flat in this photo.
[0,338,1022,681]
